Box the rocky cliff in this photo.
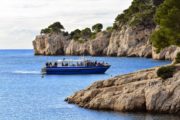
[65,32,110,56]
[33,33,70,55]
[32,24,156,58]
[107,25,153,57]
[32,0,180,60]
[33,26,180,60]
[66,64,180,114]
[153,46,180,60]
[33,32,110,56]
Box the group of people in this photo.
[46,62,69,67]
[45,60,108,67]
[85,60,107,67]
[46,62,57,67]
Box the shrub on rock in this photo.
[157,66,175,79]
[175,52,180,64]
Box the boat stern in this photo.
[41,67,47,74]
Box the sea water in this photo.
[0,50,179,120]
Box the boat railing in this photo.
[45,60,109,68]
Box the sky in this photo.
[0,0,132,49]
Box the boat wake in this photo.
[13,70,40,75]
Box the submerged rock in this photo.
[66,64,180,114]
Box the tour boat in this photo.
[41,58,111,75]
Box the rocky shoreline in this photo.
[65,64,180,114]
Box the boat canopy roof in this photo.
[57,59,85,62]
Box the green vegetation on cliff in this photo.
[157,65,176,79]
[70,29,81,40]
[175,52,180,64]
[112,0,179,53]
[92,23,103,33]
[113,0,161,29]
[41,0,180,50]
[151,0,180,52]
[106,26,113,32]
[70,23,104,42]
[41,22,64,34]
[41,22,105,43]
[81,28,92,40]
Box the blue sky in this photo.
[0,0,132,49]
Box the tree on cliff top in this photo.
[151,0,180,52]
[70,29,81,40]
[92,23,103,33]
[81,28,92,40]
[41,22,64,34]
[41,28,51,34]
[48,22,64,33]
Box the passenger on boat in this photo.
[54,62,58,67]
[77,62,80,66]
[46,62,48,67]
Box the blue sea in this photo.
[0,50,179,120]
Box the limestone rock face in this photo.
[33,33,70,55]
[33,25,154,57]
[107,25,154,57]
[65,40,89,55]
[65,32,110,56]
[32,27,180,60]
[66,64,180,114]
[152,46,180,60]
[33,32,110,56]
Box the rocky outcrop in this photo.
[153,46,180,60]
[33,33,70,55]
[107,25,154,57]
[65,32,110,56]
[33,32,110,56]
[33,29,180,60]
[32,0,180,60]
[66,64,180,114]
[32,25,155,58]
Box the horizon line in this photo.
[0,48,33,50]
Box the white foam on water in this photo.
[13,70,40,75]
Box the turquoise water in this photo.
[0,50,178,120]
